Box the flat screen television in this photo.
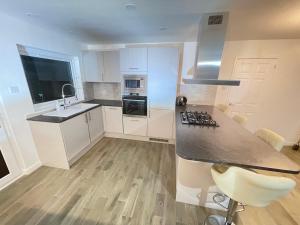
[20,55,75,104]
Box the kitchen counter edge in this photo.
[27,99,122,123]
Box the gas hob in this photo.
[180,111,219,127]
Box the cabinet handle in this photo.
[109,107,118,110]
[88,112,91,121]
[129,67,139,70]
[123,99,145,102]
[85,113,88,123]
[130,119,139,122]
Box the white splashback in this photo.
[93,83,121,100]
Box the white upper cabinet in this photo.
[82,51,104,82]
[103,50,121,82]
[148,47,179,109]
[83,50,121,82]
[120,48,148,73]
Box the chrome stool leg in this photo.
[225,199,238,225]
[203,197,241,225]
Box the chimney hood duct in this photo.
[183,12,240,86]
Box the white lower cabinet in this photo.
[123,116,147,136]
[148,108,174,139]
[103,106,123,133]
[60,113,91,160]
[29,106,104,169]
[87,107,104,142]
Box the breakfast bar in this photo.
[176,104,300,173]
[175,104,300,209]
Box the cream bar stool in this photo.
[204,165,296,225]
[232,114,248,127]
[216,104,229,113]
[255,128,285,152]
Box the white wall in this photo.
[0,12,86,171]
[216,39,300,144]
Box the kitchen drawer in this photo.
[123,116,147,136]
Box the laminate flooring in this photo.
[0,138,299,225]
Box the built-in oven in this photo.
[122,75,147,96]
[122,95,147,116]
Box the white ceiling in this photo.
[1,0,300,44]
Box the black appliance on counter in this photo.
[122,95,147,116]
[180,111,219,127]
[176,96,187,106]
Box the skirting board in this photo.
[0,161,42,191]
[0,174,23,191]
[22,161,42,175]
[105,132,175,144]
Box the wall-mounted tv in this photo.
[20,55,75,104]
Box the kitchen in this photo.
[0,1,300,225]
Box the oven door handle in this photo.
[123,99,146,102]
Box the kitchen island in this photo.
[175,104,300,209]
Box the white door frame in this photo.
[0,96,22,190]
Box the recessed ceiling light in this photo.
[26,12,40,17]
[125,3,137,10]
[159,26,168,31]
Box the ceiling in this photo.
[1,0,300,44]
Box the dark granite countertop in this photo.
[84,99,122,107]
[176,104,300,174]
[27,99,122,123]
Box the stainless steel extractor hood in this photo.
[183,12,240,86]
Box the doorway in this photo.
[0,96,22,190]
[226,58,277,121]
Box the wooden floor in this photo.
[0,138,299,225]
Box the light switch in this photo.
[9,86,20,94]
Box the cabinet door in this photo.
[60,113,90,160]
[120,48,131,73]
[103,51,121,82]
[103,106,123,133]
[120,48,147,73]
[148,108,174,139]
[82,51,103,82]
[88,107,104,142]
[148,47,179,109]
[123,116,147,136]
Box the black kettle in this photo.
[176,96,187,106]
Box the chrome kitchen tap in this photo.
[61,83,76,109]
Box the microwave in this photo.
[122,75,147,96]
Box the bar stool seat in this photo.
[216,104,229,113]
[232,114,248,127]
[204,165,296,225]
[255,128,285,152]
